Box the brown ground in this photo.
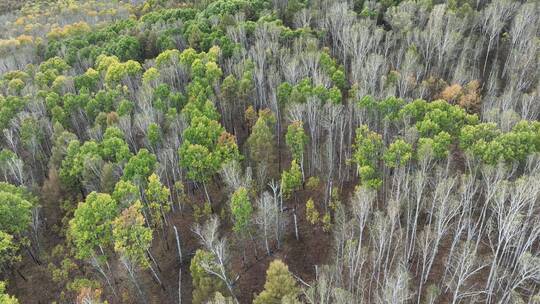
[4,140,488,304]
[4,170,334,304]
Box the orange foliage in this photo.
[76,287,104,304]
[47,21,91,40]
[439,84,463,103]
[16,35,33,45]
[106,112,119,126]
[459,80,482,113]
[244,105,258,129]
[438,80,482,113]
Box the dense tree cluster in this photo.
[0,0,538,303]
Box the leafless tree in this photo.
[481,0,520,74]
[192,216,239,303]
[254,191,283,256]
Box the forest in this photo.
[0,0,538,303]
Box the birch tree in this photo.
[192,216,238,303]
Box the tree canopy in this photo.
[1,0,540,303]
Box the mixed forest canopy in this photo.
[0,0,539,303]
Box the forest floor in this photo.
[5,150,490,304]
[5,168,334,304]
[5,143,481,303]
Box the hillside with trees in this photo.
[0,0,539,303]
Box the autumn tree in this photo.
[230,187,253,265]
[253,260,300,304]
[254,191,284,256]
[285,121,308,181]
[247,109,278,186]
[112,201,153,301]
[145,173,171,231]
[305,198,319,225]
[281,160,302,200]
[68,192,118,295]
[0,231,20,272]
[192,216,238,303]
[112,180,140,209]
[230,187,252,236]
[179,115,240,203]
[352,125,383,188]
[75,287,106,304]
[190,249,226,304]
